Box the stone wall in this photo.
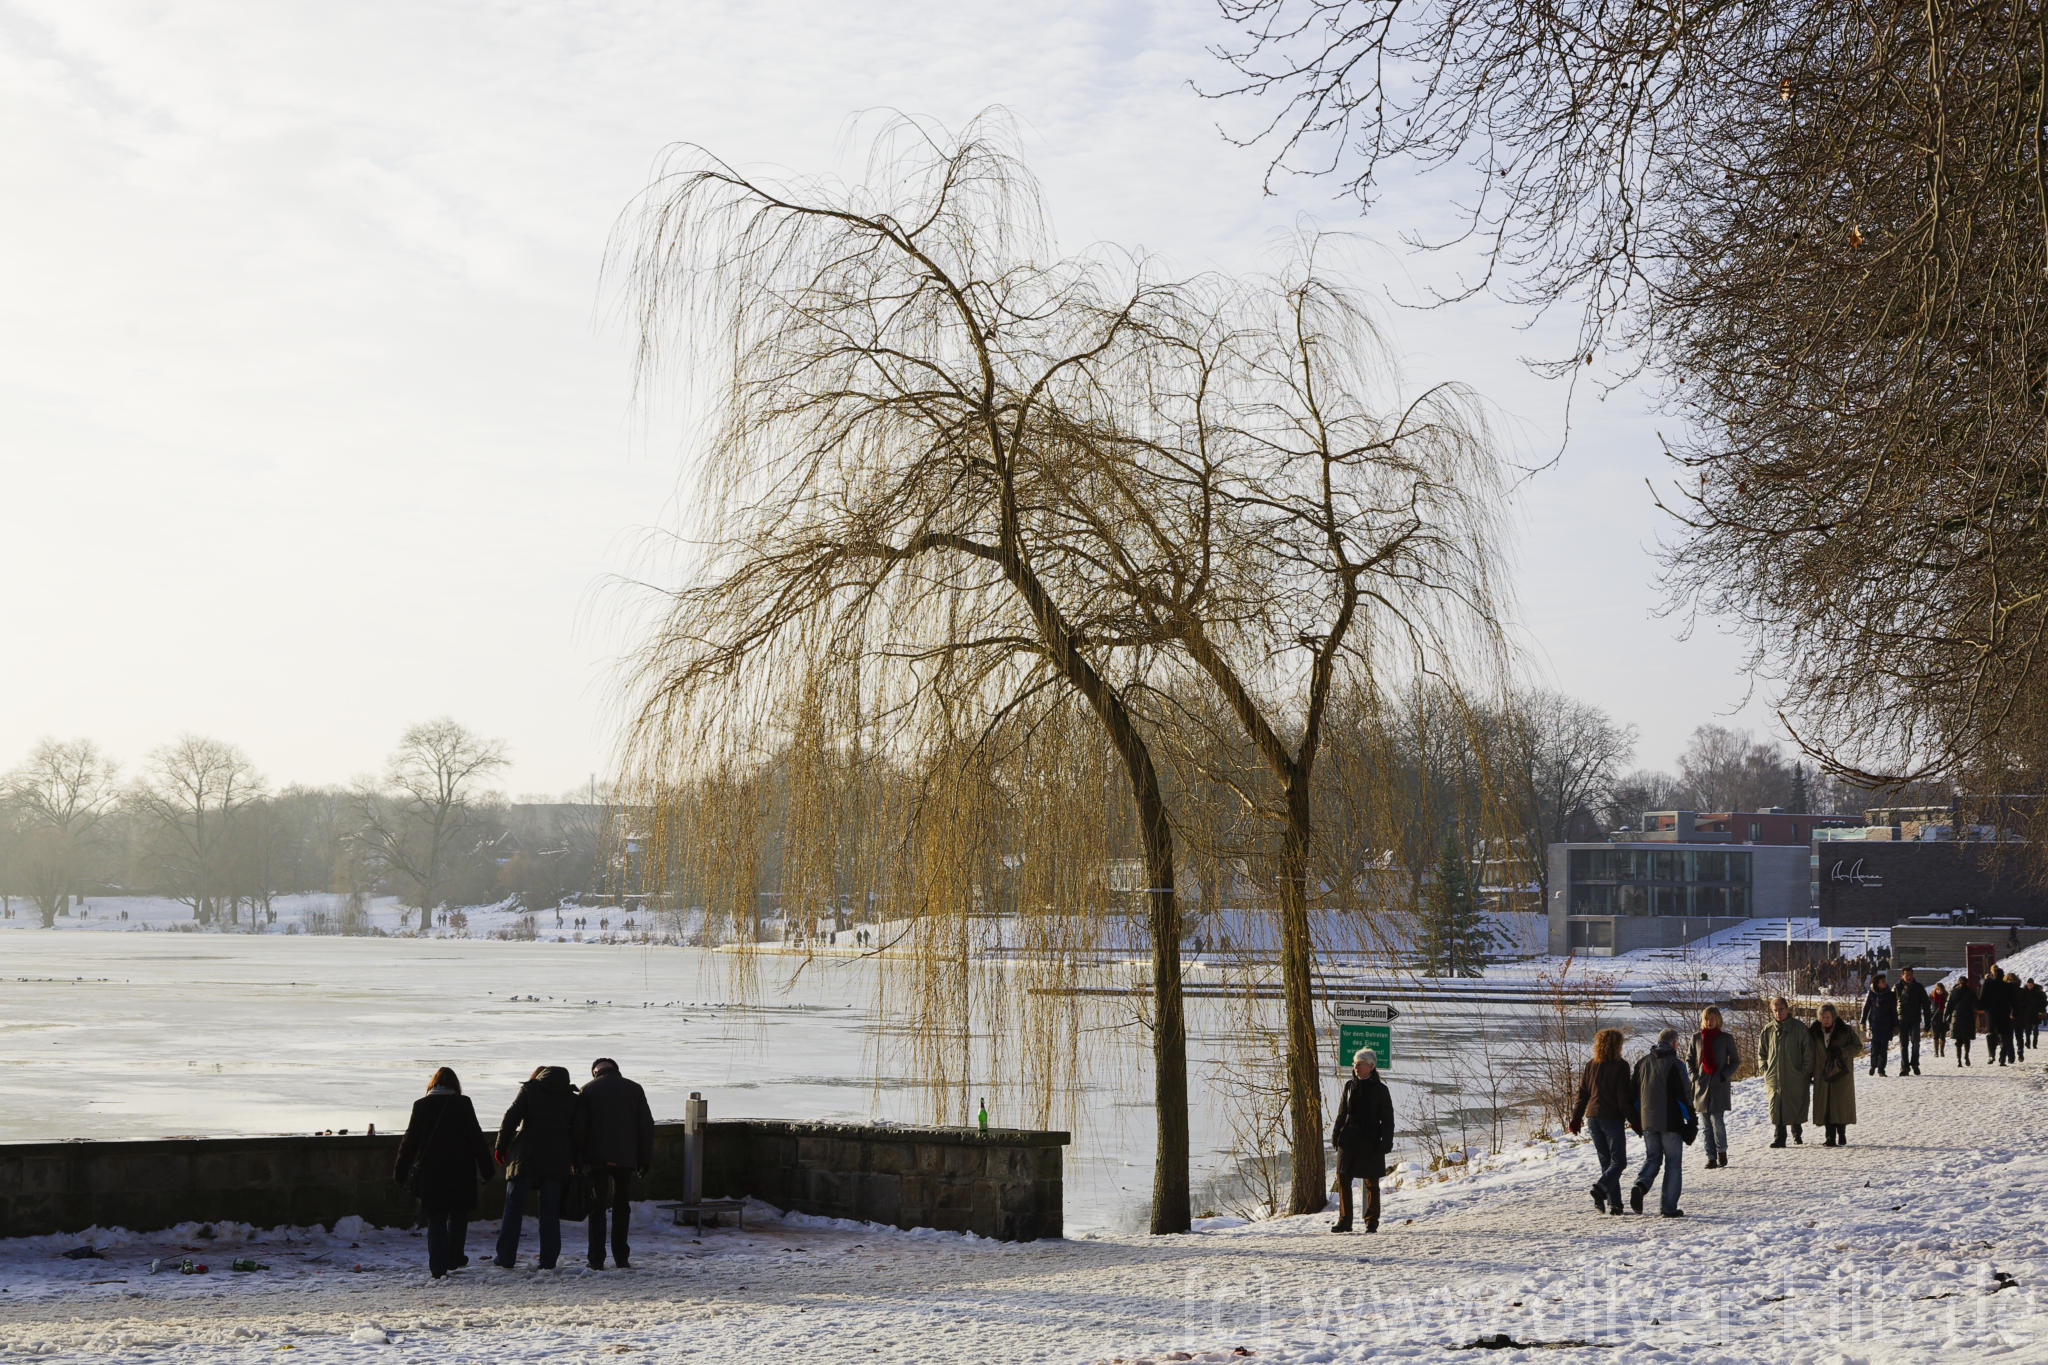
[0,1119,1067,1244]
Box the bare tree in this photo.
[1677,725,1796,813]
[132,736,263,922]
[1207,1,2048,794]
[611,115,1208,1230]
[355,719,507,932]
[1501,692,1635,899]
[4,738,121,926]
[1137,265,1507,1214]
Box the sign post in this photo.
[1333,1001,1399,1071]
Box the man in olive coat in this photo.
[1759,996,1815,1147]
[1330,1047,1395,1234]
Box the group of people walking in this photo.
[1929,967,2043,1067]
[391,1058,656,1278]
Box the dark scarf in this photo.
[1698,1027,1722,1075]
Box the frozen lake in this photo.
[0,930,1613,1233]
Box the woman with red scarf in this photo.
[1686,1006,1740,1169]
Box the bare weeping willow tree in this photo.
[608,113,1206,1232]
[1106,265,1511,1214]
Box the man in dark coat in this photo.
[1859,973,1897,1076]
[494,1065,579,1270]
[574,1057,656,1269]
[1330,1048,1395,1234]
[1893,967,1930,1076]
[1628,1029,1690,1217]
[1982,967,2015,1066]
[2027,979,2047,1048]
[1948,976,1979,1065]
[393,1068,495,1278]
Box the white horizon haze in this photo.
[0,1,1779,795]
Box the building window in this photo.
[1567,847,1753,916]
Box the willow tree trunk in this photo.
[1279,778,1326,1215]
[1137,769,1191,1234]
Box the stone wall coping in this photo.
[697,1118,1071,1148]
[0,1119,1072,1160]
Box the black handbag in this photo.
[559,1174,589,1222]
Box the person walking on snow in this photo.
[1928,981,1949,1059]
[1810,1003,1864,1147]
[1686,1007,1738,1169]
[392,1067,496,1279]
[1330,1047,1395,1234]
[1982,967,2014,1066]
[1894,967,1930,1075]
[574,1057,655,1270]
[1760,996,1815,1147]
[2026,978,2046,1048]
[1948,975,1979,1066]
[1860,973,1897,1076]
[1569,1027,1636,1214]
[1627,1028,1693,1217]
[494,1065,579,1270]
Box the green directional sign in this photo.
[1338,1022,1392,1071]
[1333,1003,1397,1071]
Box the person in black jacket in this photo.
[393,1067,496,1278]
[1949,976,1979,1065]
[1568,1027,1636,1214]
[574,1058,656,1270]
[494,1065,579,1270]
[1983,967,2015,1065]
[1859,974,1897,1076]
[1893,967,1930,1076]
[1329,1048,1395,1234]
[2026,979,2046,1048]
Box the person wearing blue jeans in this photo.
[1629,1028,1690,1217]
[1688,1006,1739,1169]
[1569,1027,1635,1215]
[492,1065,579,1270]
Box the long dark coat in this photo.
[496,1068,579,1181]
[394,1090,495,1213]
[1331,1070,1396,1179]
[1811,1020,1864,1125]
[574,1070,656,1170]
[1949,982,1980,1042]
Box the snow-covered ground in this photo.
[4,1055,2044,1362]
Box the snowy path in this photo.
[5,1057,2047,1364]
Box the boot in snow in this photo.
[1629,1183,1647,1214]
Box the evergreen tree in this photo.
[1791,762,1812,814]
[1420,835,1490,978]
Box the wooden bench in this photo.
[656,1198,748,1231]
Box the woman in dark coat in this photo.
[1810,1003,1864,1147]
[1948,977,1979,1066]
[1928,982,1949,1058]
[393,1067,495,1278]
[1570,1026,1636,1213]
[1329,1047,1395,1234]
[494,1065,579,1269]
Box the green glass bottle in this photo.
[977,1097,989,1133]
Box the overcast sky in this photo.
[0,1,1778,796]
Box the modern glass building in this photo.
[1547,840,1809,955]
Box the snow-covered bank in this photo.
[5,1056,2046,1362]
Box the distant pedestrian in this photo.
[1893,968,1929,1075]
[1627,1028,1692,1217]
[1810,1003,1864,1147]
[1983,967,2016,1065]
[494,1065,579,1270]
[1686,1007,1738,1169]
[1330,1048,1395,1234]
[1948,976,1979,1066]
[2027,978,2047,1048]
[1569,1027,1636,1215]
[1859,973,1896,1076]
[574,1058,655,1269]
[392,1068,495,1278]
[1928,981,1949,1058]
[1760,996,1815,1147]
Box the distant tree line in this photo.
[0,722,609,930]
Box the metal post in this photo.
[684,1092,707,1206]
